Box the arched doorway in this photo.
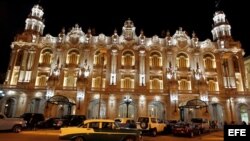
[239,104,249,124]
[148,101,164,120]
[179,99,208,122]
[29,98,42,113]
[47,95,75,117]
[118,99,136,119]
[87,99,106,119]
[4,98,15,117]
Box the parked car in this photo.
[37,117,59,129]
[172,122,201,137]
[53,115,86,129]
[20,113,45,129]
[164,120,178,134]
[191,118,210,133]
[136,116,166,137]
[59,119,142,141]
[0,113,26,133]
[114,118,136,128]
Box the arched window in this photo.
[37,75,47,86]
[203,54,215,70]
[92,76,105,88]
[208,80,216,91]
[122,51,135,67]
[150,77,163,90]
[94,51,106,66]
[177,53,189,68]
[39,49,53,66]
[121,76,134,89]
[150,52,162,68]
[66,50,80,66]
[179,79,189,90]
[239,105,249,124]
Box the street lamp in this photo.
[0,90,5,100]
[170,94,178,112]
[77,59,90,110]
[123,96,132,118]
[77,91,84,109]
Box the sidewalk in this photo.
[201,130,223,141]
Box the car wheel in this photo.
[74,137,84,141]
[197,130,201,135]
[152,129,157,137]
[190,132,194,137]
[140,122,148,129]
[13,125,22,133]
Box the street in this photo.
[0,130,223,141]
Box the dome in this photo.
[124,18,134,28]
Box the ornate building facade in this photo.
[0,5,249,125]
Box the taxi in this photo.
[59,119,142,141]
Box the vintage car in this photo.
[59,119,142,141]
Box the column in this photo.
[110,49,117,85]
[139,50,145,86]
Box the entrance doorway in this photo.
[179,99,208,122]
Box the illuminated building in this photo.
[0,4,249,124]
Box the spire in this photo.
[24,4,45,35]
[211,11,232,41]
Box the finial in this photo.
[140,29,144,35]
[114,29,117,34]
[62,27,65,34]
[87,28,91,34]
[166,30,170,36]
[192,31,196,38]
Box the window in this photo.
[102,122,113,129]
[179,80,189,90]
[122,51,134,67]
[66,50,80,66]
[177,53,189,68]
[150,52,162,68]
[89,122,99,129]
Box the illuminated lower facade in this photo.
[0,5,249,126]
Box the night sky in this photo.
[0,0,249,75]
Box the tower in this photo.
[24,4,45,36]
[211,11,232,41]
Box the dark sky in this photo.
[0,0,249,74]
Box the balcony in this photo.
[177,67,191,72]
[204,68,217,72]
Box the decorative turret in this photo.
[122,18,137,41]
[24,4,45,35]
[139,30,146,45]
[191,31,199,47]
[111,29,119,44]
[211,11,232,41]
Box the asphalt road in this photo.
[0,129,223,141]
